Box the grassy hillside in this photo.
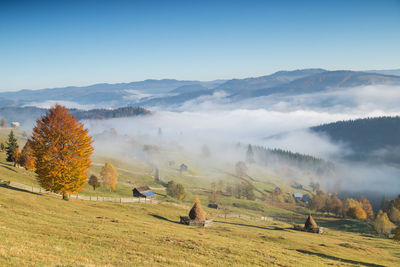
[1,185,400,266]
[0,130,399,266]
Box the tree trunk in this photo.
[62,193,69,201]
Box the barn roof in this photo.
[293,192,303,198]
[134,186,151,193]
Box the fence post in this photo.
[76,193,78,200]
[120,198,122,203]
[32,184,33,192]
[97,196,98,201]
[90,195,91,201]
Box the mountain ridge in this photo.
[0,69,399,109]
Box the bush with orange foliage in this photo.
[347,206,367,220]
[30,104,93,200]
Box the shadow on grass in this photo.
[0,163,17,173]
[296,249,385,267]
[318,219,375,234]
[0,184,41,195]
[150,214,181,225]
[214,220,291,231]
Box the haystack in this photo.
[189,198,206,221]
[304,215,318,231]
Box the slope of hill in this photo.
[1,168,399,266]
[0,106,151,129]
[311,116,400,162]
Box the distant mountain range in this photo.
[0,69,399,109]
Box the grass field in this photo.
[1,185,400,266]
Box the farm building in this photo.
[208,203,218,209]
[180,163,188,172]
[302,195,311,203]
[132,186,155,199]
[11,122,20,128]
[293,192,303,199]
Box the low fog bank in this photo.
[84,104,400,196]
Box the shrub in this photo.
[374,210,396,236]
[166,180,185,199]
[347,206,367,220]
[394,226,400,241]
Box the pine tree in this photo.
[30,104,93,200]
[6,130,18,162]
[246,144,255,164]
[154,167,160,183]
[100,163,118,191]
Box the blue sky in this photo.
[0,0,399,91]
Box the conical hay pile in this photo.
[304,215,318,230]
[189,199,206,221]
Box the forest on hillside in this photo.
[71,106,151,120]
[0,106,151,128]
[311,116,400,163]
[252,145,334,176]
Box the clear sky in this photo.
[0,0,399,91]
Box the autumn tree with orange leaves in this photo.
[19,141,35,170]
[30,104,93,200]
[100,163,118,191]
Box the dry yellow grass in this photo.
[0,185,399,266]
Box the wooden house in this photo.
[132,186,155,199]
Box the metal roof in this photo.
[293,192,303,198]
[143,191,155,196]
